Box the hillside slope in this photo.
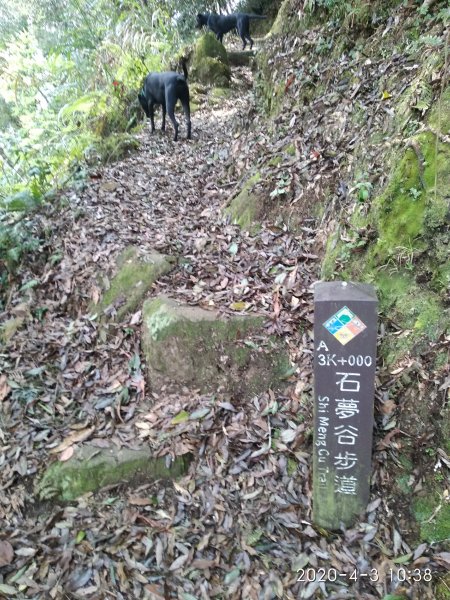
[243,0,450,552]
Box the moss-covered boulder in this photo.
[225,173,262,232]
[93,247,176,320]
[142,296,290,395]
[190,33,231,87]
[37,444,191,501]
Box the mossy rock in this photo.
[93,247,176,320]
[193,31,228,63]
[142,295,290,396]
[192,57,231,88]
[254,49,285,115]
[270,0,306,37]
[36,444,191,501]
[190,33,231,87]
[225,173,262,232]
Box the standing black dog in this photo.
[196,12,266,50]
[138,62,191,142]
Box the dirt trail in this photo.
[1,65,320,598]
[1,61,446,599]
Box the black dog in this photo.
[196,12,266,50]
[138,62,191,141]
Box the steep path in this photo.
[1,64,447,599]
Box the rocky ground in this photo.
[0,58,449,599]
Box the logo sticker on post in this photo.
[313,282,378,530]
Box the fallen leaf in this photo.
[0,540,14,566]
[230,301,248,311]
[49,426,95,454]
[0,375,11,402]
[129,310,141,325]
[0,584,18,596]
[59,446,75,461]
[128,496,153,506]
[171,410,190,425]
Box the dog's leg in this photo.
[181,99,191,140]
[149,101,156,133]
[161,103,166,131]
[167,108,179,141]
[238,21,253,50]
[237,23,246,49]
[165,88,179,141]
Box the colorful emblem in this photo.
[323,306,366,345]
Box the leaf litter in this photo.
[1,22,450,600]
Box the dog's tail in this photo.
[247,14,267,19]
[181,59,188,80]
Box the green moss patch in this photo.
[225,173,262,232]
[413,493,450,543]
[142,295,290,396]
[93,247,176,320]
[428,85,450,136]
[322,129,450,365]
[284,142,296,156]
[435,573,450,600]
[209,87,232,104]
[370,133,449,264]
[36,444,191,501]
[190,33,231,87]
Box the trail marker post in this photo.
[313,282,378,529]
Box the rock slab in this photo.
[142,295,290,396]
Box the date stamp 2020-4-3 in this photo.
[296,567,434,585]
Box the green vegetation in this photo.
[413,493,450,543]
[321,128,450,364]
[0,0,228,279]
